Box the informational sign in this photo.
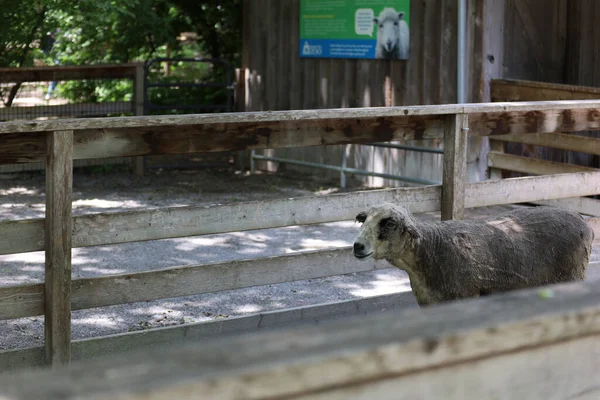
[299,0,411,60]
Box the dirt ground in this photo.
[1,161,598,352]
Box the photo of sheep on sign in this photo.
[299,0,410,60]
[373,8,410,59]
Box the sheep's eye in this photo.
[385,220,397,229]
[394,22,398,26]
[355,212,367,224]
[379,24,383,28]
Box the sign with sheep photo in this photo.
[300,0,411,60]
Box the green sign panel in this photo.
[300,0,411,60]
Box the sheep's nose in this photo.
[386,40,393,47]
[354,242,365,253]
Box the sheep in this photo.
[353,203,594,306]
[373,8,409,60]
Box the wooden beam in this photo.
[442,114,468,220]
[2,104,600,165]
[4,171,600,256]
[0,102,134,121]
[0,64,140,83]
[44,131,73,367]
[0,115,446,165]
[2,100,600,135]
[0,292,416,374]
[0,247,391,321]
[488,151,598,175]
[491,79,600,102]
[490,132,600,155]
[531,197,600,217]
[1,279,600,399]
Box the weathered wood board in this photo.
[1,279,599,399]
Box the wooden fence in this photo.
[1,100,600,391]
[489,78,600,216]
[0,63,145,174]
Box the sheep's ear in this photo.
[355,211,367,224]
[398,12,405,19]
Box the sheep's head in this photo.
[353,203,418,261]
[373,8,405,52]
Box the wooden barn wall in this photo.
[241,0,485,187]
[498,0,600,171]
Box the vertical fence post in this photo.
[340,145,347,188]
[441,113,468,220]
[45,130,73,367]
[133,63,145,176]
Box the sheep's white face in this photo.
[374,11,404,52]
[353,204,414,261]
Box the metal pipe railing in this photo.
[369,143,444,154]
[252,154,440,186]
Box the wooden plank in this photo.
[2,105,600,166]
[44,130,73,367]
[0,247,390,320]
[0,63,139,83]
[441,114,468,220]
[531,197,600,217]
[488,151,598,175]
[0,102,133,121]
[0,115,447,165]
[2,100,600,135]
[490,132,600,155]
[5,170,600,256]
[0,292,415,374]
[491,79,600,102]
[288,336,600,399]
[1,279,600,399]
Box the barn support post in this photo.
[44,130,74,366]
[442,113,468,220]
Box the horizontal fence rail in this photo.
[2,100,600,374]
[1,279,600,399]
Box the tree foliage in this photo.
[0,0,241,109]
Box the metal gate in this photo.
[142,58,236,171]
[143,57,234,115]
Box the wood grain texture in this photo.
[441,114,468,220]
[3,101,600,134]
[44,131,73,367]
[1,279,600,399]
[0,64,139,83]
[490,132,600,155]
[488,151,598,175]
[531,196,600,217]
[3,104,600,165]
[491,79,600,102]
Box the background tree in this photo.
[0,0,241,110]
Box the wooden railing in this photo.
[1,100,600,381]
[0,63,144,119]
[490,79,600,216]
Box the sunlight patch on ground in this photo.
[335,271,412,298]
[174,236,231,251]
[285,238,352,253]
[0,252,45,264]
[235,304,263,313]
[72,316,122,328]
[72,199,144,209]
[0,187,38,196]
